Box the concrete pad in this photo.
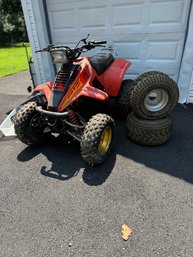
[0,70,32,95]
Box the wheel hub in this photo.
[29,114,44,135]
[144,89,169,112]
[98,126,112,155]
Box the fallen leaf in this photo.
[122,224,133,241]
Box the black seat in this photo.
[89,53,114,75]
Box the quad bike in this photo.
[13,35,133,166]
[0,35,179,164]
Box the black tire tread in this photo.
[130,72,179,120]
[14,102,46,145]
[126,112,172,146]
[80,113,115,166]
[114,79,134,117]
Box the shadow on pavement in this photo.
[17,135,116,186]
[82,150,116,186]
[115,104,193,184]
[17,104,193,185]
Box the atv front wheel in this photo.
[14,102,49,145]
[80,113,115,166]
[126,112,172,146]
[130,72,179,120]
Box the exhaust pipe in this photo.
[35,106,69,117]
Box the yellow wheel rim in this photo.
[98,126,113,155]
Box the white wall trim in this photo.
[21,0,55,85]
[178,2,193,103]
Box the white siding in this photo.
[21,0,55,85]
[21,0,45,84]
[178,2,193,103]
[188,72,193,102]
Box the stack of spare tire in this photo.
[126,71,179,146]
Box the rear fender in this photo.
[97,58,131,96]
[79,85,109,101]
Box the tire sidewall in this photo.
[136,82,174,118]
[14,102,48,145]
[80,114,115,166]
[126,112,173,146]
[131,73,179,119]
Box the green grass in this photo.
[0,43,32,78]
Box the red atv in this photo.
[14,35,132,166]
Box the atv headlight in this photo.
[50,48,68,63]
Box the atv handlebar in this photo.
[35,44,64,53]
[35,36,107,62]
[35,39,107,54]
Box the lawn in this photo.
[0,43,32,78]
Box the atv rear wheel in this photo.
[130,72,179,120]
[133,71,167,82]
[14,102,49,145]
[126,112,172,146]
[80,113,115,166]
[113,79,134,117]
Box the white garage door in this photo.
[46,0,191,81]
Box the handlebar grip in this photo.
[93,40,107,45]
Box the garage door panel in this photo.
[147,41,179,60]
[112,2,145,34]
[48,0,190,35]
[48,2,110,38]
[146,34,183,63]
[148,0,190,33]
[114,33,183,62]
[112,0,191,34]
[112,3,143,26]
[150,1,184,24]
[79,6,108,28]
[51,9,76,30]
[49,7,78,36]
[47,0,191,80]
[113,42,141,61]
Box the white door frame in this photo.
[21,0,55,85]
[178,1,193,103]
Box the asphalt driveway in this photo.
[0,71,193,257]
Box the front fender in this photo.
[58,84,109,112]
[98,59,131,96]
[34,81,54,103]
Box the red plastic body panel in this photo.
[97,58,131,96]
[34,81,53,103]
[58,58,109,112]
[33,57,131,112]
